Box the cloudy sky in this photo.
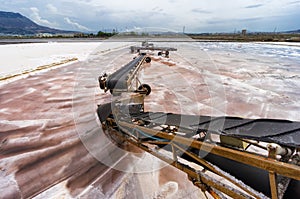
[1,0,300,33]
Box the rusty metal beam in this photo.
[172,143,264,199]
[118,121,300,181]
[269,172,278,199]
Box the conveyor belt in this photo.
[130,46,177,52]
[97,103,300,148]
[132,112,300,148]
[106,54,145,90]
[97,103,300,198]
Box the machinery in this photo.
[130,41,177,57]
[97,44,300,199]
[98,53,151,95]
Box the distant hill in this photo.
[0,11,75,35]
[284,29,300,34]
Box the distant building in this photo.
[241,29,247,36]
[36,33,53,37]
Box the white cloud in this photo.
[2,0,299,32]
[64,17,91,31]
[46,4,58,14]
[29,7,58,28]
[76,0,297,32]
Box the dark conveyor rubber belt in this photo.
[132,112,300,148]
[106,54,145,90]
[97,103,300,148]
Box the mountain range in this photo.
[0,11,75,35]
